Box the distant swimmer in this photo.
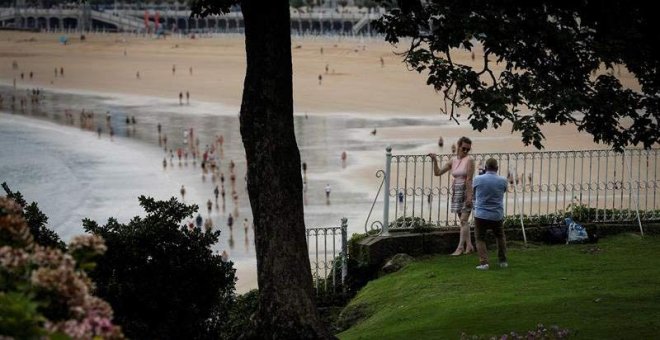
[180,185,186,199]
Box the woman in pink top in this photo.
[429,136,476,255]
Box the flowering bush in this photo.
[0,196,124,339]
[460,323,571,340]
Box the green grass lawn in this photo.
[337,233,660,339]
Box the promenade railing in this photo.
[306,218,348,295]
[365,147,660,234]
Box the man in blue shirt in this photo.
[472,158,509,270]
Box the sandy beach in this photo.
[1,31,641,137]
[1,31,645,293]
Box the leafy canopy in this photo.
[375,0,659,150]
[83,196,236,340]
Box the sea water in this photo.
[0,85,447,290]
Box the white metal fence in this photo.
[306,218,348,295]
[365,147,660,234]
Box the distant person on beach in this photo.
[60,67,64,76]
[371,129,377,136]
[180,185,186,199]
[179,92,183,105]
[341,151,347,168]
[380,56,384,67]
[429,136,475,256]
[438,136,444,147]
[207,199,213,214]
[398,189,404,204]
[186,91,190,104]
[54,67,58,77]
[318,74,322,85]
[189,66,193,75]
[325,64,329,74]
[29,71,33,80]
[243,218,249,233]
[172,64,176,75]
[473,158,508,270]
[196,213,203,228]
[325,184,331,204]
[204,218,213,232]
[136,71,140,79]
[157,123,161,134]
[163,157,167,169]
[227,213,234,229]
[20,72,24,80]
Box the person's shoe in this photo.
[499,262,508,268]
[475,264,489,270]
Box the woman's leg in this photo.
[461,210,474,253]
[451,212,465,255]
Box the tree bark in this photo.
[239,1,332,338]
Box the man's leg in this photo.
[493,220,507,264]
[474,217,489,265]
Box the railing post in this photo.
[340,217,348,288]
[382,146,392,236]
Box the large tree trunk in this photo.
[239,1,332,338]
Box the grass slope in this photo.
[338,234,660,339]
